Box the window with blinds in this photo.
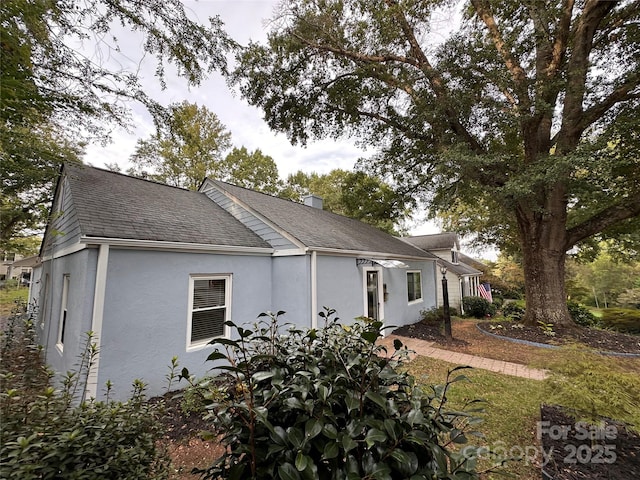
[406,271,422,303]
[188,275,231,346]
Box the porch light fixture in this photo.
[440,265,447,276]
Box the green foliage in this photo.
[543,349,640,431]
[419,306,459,325]
[128,101,233,190]
[1,0,232,243]
[501,302,525,322]
[600,309,640,335]
[0,306,170,479]
[462,297,497,319]
[193,310,482,479]
[566,301,599,327]
[223,147,280,194]
[279,169,411,234]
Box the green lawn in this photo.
[0,286,29,317]
[408,356,544,479]
[406,345,640,479]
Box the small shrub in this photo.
[419,306,459,325]
[193,310,482,479]
[600,308,640,335]
[0,308,171,479]
[463,296,497,318]
[567,301,598,327]
[502,302,526,322]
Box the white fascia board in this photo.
[272,248,308,257]
[202,180,307,249]
[80,236,274,255]
[40,241,87,261]
[309,246,436,262]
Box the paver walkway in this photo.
[378,334,549,380]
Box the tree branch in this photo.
[471,0,531,110]
[384,0,485,154]
[579,75,640,131]
[566,194,640,249]
[557,0,617,153]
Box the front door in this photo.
[365,269,383,322]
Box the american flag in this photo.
[478,283,493,303]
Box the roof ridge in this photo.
[67,163,198,194]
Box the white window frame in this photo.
[56,274,70,352]
[406,270,423,304]
[186,274,232,351]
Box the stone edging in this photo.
[475,323,640,358]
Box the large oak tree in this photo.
[1,0,232,248]
[233,0,640,326]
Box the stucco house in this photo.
[401,234,483,314]
[32,164,438,400]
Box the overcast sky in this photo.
[84,0,370,179]
[80,0,499,248]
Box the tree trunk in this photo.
[521,242,573,327]
[516,187,575,327]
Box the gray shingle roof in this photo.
[208,180,432,258]
[65,164,271,249]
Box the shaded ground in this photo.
[393,318,640,355]
[540,405,640,480]
[150,392,224,480]
[394,318,640,479]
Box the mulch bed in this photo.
[476,321,640,355]
[393,319,640,355]
[540,405,640,480]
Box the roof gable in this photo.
[57,164,271,249]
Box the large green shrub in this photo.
[192,310,482,479]
[501,302,525,322]
[462,297,497,318]
[0,308,170,479]
[567,301,598,327]
[600,308,640,335]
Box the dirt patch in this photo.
[150,392,224,479]
[540,405,640,480]
[476,321,640,355]
[393,319,640,357]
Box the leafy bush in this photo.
[462,296,497,318]
[600,308,640,335]
[501,302,525,322]
[193,310,482,479]
[0,307,170,479]
[567,301,598,327]
[419,306,459,325]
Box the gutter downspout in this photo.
[85,244,109,400]
[311,250,317,329]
